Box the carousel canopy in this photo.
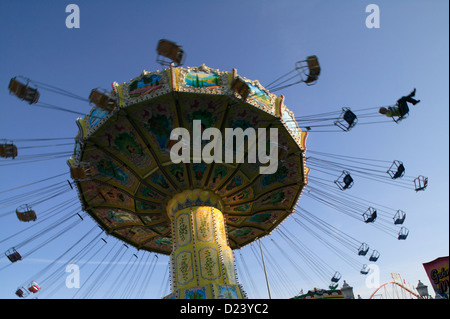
[68,64,309,254]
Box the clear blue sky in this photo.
[0,0,448,299]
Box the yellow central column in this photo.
[166,189,245,299]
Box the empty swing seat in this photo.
[16,204,37,222]
[8,77,40,104]
[334,108,357,132]
[343,174,353,188]
[0,143,18,159]
[28,282,40,293]
[398,227,409,240]
[414,175,428,192]
[331,271,342,283]
[393,210,406,225]
[230,77,251,100]
[360,265,370,275]
[387,160,405,179]
[5,248,22,263]
[369,250,380,262]
[156,39,185,66]
[295,55,321,85]
[70,163,93,181]
[305,56,321,84]
[89,89,116,112]
[15,288,28,298]
[363,207,377,223]
[335,171,354,190]
[358,243,369,256]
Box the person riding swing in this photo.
[379,88,420,119]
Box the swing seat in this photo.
[70,162,93,181]
[0,143,18,159]
[16,205,37,222]
[89,89,116,112]
[331,271,341,283]
[369,250,380,262]
[387,160,405,179]
[334,108,357,132]
[156,39,185,66]
[393,210,406,225]
[360,265,370,275]
[8,77,40,104]
[363,207,377,223]
[28,282,40,293]
[391,102,409,123]
[398,234,408,240]
[414,175,428,192]
[15,288,28,298]
[398,227,409,240]
[5,248,22,263]
[358,243,369,256]
[304,56,321,84]
[230,77,251,100]
[334,171,354,190]
[296,56,321,86]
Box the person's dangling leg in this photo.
[404,96,420,105]
[405,89,420,104]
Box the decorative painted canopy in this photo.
[69,64,309,255]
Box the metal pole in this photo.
[258,239,272,299]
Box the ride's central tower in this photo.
[166,189,245,299]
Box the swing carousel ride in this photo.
[1,39,428,299]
